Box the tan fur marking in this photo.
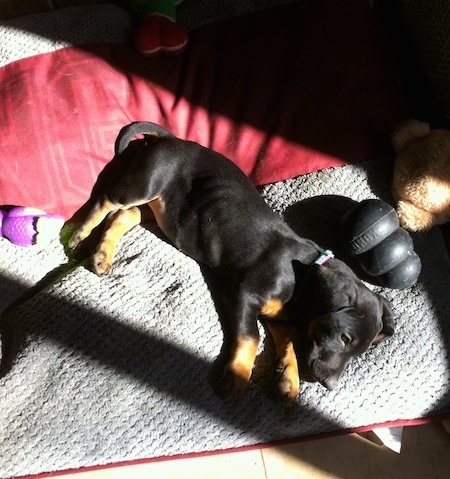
[267,322,300,403]
[92,207,142,275]
[148,196,171,238]
[260,298,284,319]
[225,336,260,396]
[69,198,121,249]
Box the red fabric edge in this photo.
[16,412,450,478]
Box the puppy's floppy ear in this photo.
[373,296,395,344]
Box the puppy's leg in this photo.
[221,335,260,399]
[69,198,121,250]
[220,262,296,399]
[266,322,300,404]
[220,293,261,399]
[92,206,142,275]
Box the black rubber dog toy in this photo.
[340,199,421,289]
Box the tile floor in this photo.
[47,421,450,478]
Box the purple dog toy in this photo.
[0,206,64,247]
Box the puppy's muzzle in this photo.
[319,375,340,391]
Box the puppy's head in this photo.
[296,261,394,390]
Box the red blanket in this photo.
[0,0,403,219]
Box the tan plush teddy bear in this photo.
[391,119,450,231]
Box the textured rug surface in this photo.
[1,157,449,478]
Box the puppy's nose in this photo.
[321,376,339,391]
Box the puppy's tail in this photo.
[115,121,174,155]
[396,200,436,231]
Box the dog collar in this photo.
[313,249,334,265]
[292,249,335,306]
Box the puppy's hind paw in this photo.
[68,232,83,250]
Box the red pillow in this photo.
[0,0,404,219]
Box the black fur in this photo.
[70,122,395,401]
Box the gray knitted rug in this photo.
[1,156,450,478]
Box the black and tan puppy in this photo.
[69,121,395,403]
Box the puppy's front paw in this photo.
[219,362,252,400]
[276,361,300,405]
[92,250,113,276]
[217,336,258,399]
